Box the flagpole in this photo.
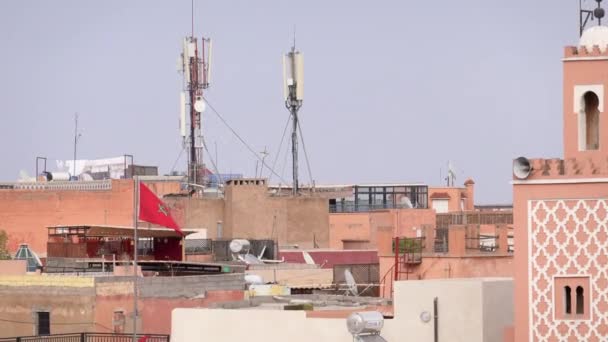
[132,176,139,342]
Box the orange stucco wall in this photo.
[94,290,244,334]
[0,180,134,254]
[0,178,331,256]
[329,209,436,250]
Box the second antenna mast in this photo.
[283,45,304,195]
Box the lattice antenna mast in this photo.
[282,41,304,196]
[580,0,606,36]
[178,35,212,190]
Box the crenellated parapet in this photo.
[564,45,608,58]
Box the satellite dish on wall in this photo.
[194,98,206,113]
[513,157,532,179]
[345,269,358,296]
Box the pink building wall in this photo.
[329,209,436,250]
[512,38,608,341]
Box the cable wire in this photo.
[280,136,291,184]
[297,118,314,187]
[267,114,292,183]
[201,137,223,189]
[203,96,288,184]
[169,147,185,174]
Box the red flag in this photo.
[138,182,183,235]
[137,336,149,342]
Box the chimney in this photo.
[464,178,475,211]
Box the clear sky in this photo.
[0,1,586,203]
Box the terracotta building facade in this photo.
[512,25,608,341]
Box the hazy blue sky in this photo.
[0,1,586,203]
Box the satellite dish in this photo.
[194,98,206,113]
[513,157,532,179]
[258,245,267,259]
[344,269,358,296]
[229,239,251,254]
[238,254,264,265]
[400,196,413,209]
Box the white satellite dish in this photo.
[194,98,206,113]
[344,269,358,296]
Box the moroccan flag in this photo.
[138,182,183,235]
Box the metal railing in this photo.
[329,203,423,213]
[0,333,169,342]
[211,239,275,261]
[184,239,212,255]
[465,234,499,252]
[436,212,513,229]
[434,228,449,253]
[333,263,380,297]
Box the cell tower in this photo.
[178,36,212,189]
[282,45,304,195]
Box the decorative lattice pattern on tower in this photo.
[530,199,608,341]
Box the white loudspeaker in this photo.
[513,157,532,179]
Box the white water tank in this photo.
[244,274,264,285]
[346,311,384,335]
[43,172,71,181]
[229,239,251,254]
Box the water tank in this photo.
[229,239,251,254]
[43,172,71,181]
[346,311,384,335]
[244,274,264,285]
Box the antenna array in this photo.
[178,36,213,189]
[282,45,304,195]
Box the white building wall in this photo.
[171,278,512,342]
[482,278,514,342]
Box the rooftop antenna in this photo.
[258,147,269,178]
[446,161,456,187]
[282,30,304,196]
[72,113,82,181]
[580,0,605,36]
[178,21,213,192]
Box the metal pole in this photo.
[394,237,399,282]
[434,297,439,342]
[73,113,78,180]
[291,107,298,195]
[132,177,139,341]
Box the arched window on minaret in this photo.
[581,91,600,150]
[576,286,585,315]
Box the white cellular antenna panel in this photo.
[176,56,183,73]
[294,52,304,100]
[179,92,187,137]
[188,42,196,58]
[183,38,191,84]
[206,38,213,85]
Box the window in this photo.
[564,286,572,314]
[576,286,584,314]
[554,277,590,320]
[579,91,600,150]
[36,311,50,335]
[432,199,449,214]
[113,310,126,333]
